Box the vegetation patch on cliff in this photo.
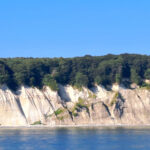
[88,91,97,99]
[110,92,119,106]
[71,97,89,117]
[31,120,42,125]
[140,83,150,90]
[54,108,64,116]
[110,92,124,106]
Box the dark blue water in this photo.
[0,127,150,150]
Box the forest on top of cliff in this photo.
[0,53,150,91]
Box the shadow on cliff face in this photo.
[113,93,125,118]
[58,85,71,102]
[16,98,27,121]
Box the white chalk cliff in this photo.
[0,84,150,126]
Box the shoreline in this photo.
[1,124,150,129]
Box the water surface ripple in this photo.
[0,127,150,150]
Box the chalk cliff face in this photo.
[0,84,150,126]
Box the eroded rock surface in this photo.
[0,84,150,126]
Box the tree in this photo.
[75,72,88,88]
[130,68,141,85]
[144,69,150,79]
[0,62,11,85]
[0,54,149,91]
[42,74,58,91]
[14,72,28,86]
[95,76,101,85]
[115,73,121,84]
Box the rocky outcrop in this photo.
[0,84,150,126]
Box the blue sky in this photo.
[0,0,150,58]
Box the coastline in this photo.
[1,124,150,129]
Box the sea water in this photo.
[0,127,150,150]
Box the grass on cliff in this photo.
[110,92,119,106]
[140,83,150,90]
[72,85,84,91]
[54,108,64,116]
[31,120,42,125]
[88,91,97,99]
[57,116,64,120]
[110,92,124,106]
[71,97,89,117]
[54,108,66,121]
